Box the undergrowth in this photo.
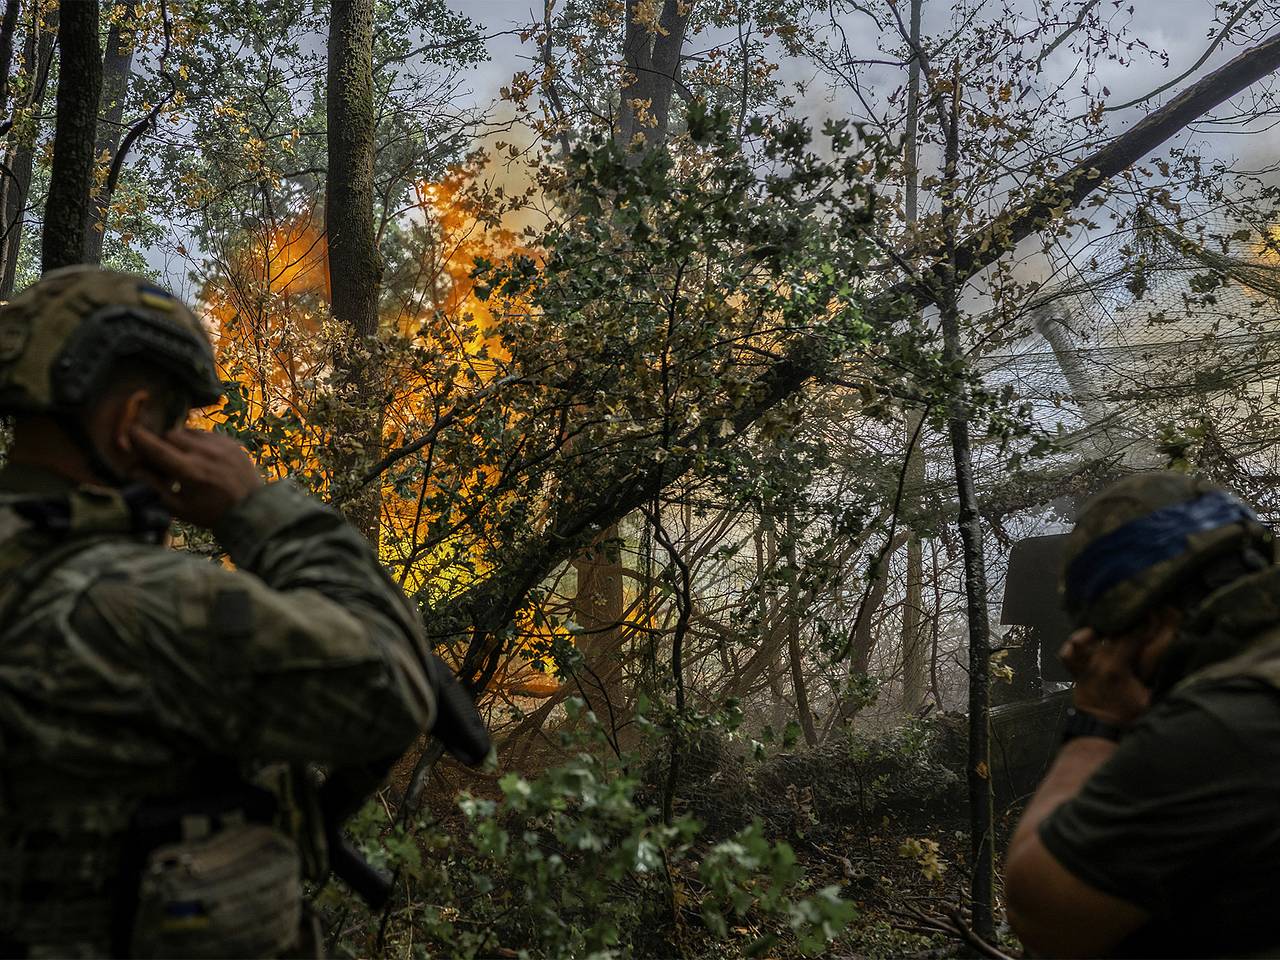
[320,699,967,959]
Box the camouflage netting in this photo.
[978,211,1280,520]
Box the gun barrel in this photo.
[329,836,393,910]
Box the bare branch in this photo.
[427,29,1280,667]
[104,0,175,198]
[1105,0,1262,112]
[1034,0,1102,68]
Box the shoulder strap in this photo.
[0,482,171,631]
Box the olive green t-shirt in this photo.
[1039,676,1280,958]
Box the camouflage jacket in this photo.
[0,464,436,953]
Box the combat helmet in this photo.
[0,265,223,414]
[1061,471,1274,635]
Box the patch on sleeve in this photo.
[211,588,253,642]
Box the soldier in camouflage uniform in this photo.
[0,267,468,957]
[1005,472,1280,958]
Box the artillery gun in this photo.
[989,534,1073,808]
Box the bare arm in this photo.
[1004,627,1157,956]
[1005,737,1148,957]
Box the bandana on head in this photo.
[1065,491,1259,613]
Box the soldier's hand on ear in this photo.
[129,426,262,528]
[1060,627,1152,728]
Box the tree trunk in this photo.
[571,522,627,721]
[0,0,21,115]
[851,558,891,676]
[949,353,996,943]
[326,0,383,540]
[1,10,36,292]
[615,0,650,147]
[651,509,690,827]
[616,0,694,150]
[755,517,788,728]
[900,409,928,711]
[899,0,929,714]
[929,537,944,707]
[783,511,817,747]
[938,64,996,941]
[903,0,922,226]
[640,0,690,144]
[900,530,927,709]
[0,9,53,295]
[42,0,101,272]
[84,1,135,264]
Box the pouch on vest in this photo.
[129,822,301,959]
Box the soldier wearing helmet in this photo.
[0,267,484,957]
[1005,471,1280,958]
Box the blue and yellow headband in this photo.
[1064,491,1260,613]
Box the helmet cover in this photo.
[0,265,222,414]
[1061,471,1272,634]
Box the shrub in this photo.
[327,699,856,959]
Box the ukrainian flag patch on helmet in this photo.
[138,285,176,312]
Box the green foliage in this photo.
[149,0,485,257]
[457,752,692,957]
[699,822,855,956]
[1155,420,1205,471]
[403,106,887,608]
[838,720,962,825]
[332,701,856,959]
[897,837,947,883]
[841,917,946,960]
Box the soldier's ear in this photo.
[112,387,156,455]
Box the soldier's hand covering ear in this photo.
[1060,627,1152,728]
[129,426,263,528]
